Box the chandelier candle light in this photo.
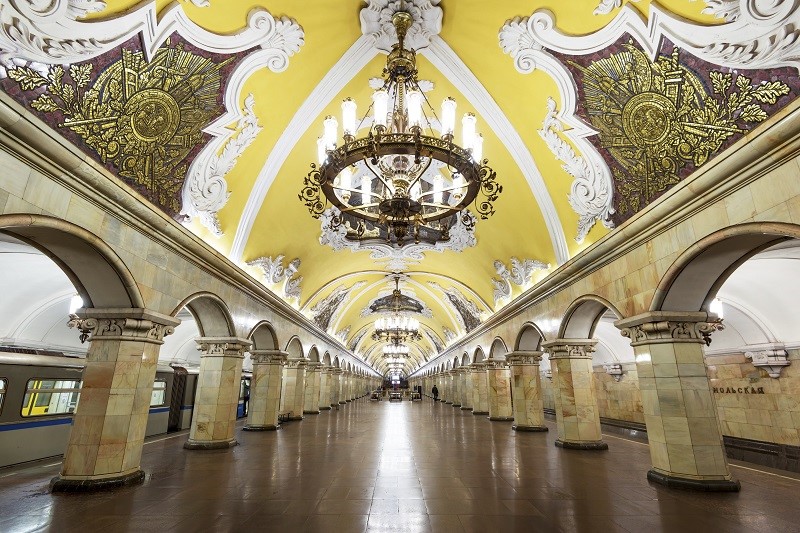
[372,276,423,344]
[299,11,502,245]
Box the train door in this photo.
[168,366,187,432]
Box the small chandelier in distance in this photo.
[299,10,502,246]
[372,276,423,344]
[383,344,410,358]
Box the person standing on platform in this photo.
[432,385,439,401]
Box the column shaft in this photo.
[303,363,321,415]
[471,363,489,415]
[487,361,514,421]
[460,369,473,410]
[319,368,332,410]
[508,351,548,432]
[244,350,287,431]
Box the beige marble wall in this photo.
[303,363,321,414]
[245,350,286,431]
[471,364,489,415]
[593,364,644,424]
[186,338,249,449]
[486,363,513,421]
[508,352,548,431]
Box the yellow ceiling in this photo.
[87,0,716,375]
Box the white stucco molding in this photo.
[0,1,304,64]
[360,0,442,53]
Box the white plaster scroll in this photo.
[593,0,641,16]
[539,97,615,242]
[181,94,261,235]
[491,257,549,305]
[0,1,304,65]
[248,255,302,301]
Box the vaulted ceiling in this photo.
[3,0,793,376]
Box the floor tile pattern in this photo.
[1,399,799,532]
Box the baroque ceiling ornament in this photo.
[0,1,303,66]
[247,255,302,301]
[491,257,549,305]
[360,0,443,53]
[574,43,789,217]
[319,206,477,272]
[6,43,229,214]
[427,281,484,334]
[181,93,261,235]
[539,97,615,242]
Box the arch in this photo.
[652,222,798,312]
[473,346,486,363]
[323,351,332,366]
[452,356,460,368]
[285,336,304,359]
[461,351,469,366]
[0,214,143,308]
[445,360,452,370]
[560,295,623,339]
[308,345,320,362]
[333,355,341,368]
[489,337,509,360]
[515,322,544,351]
[248,320,279,350]
[172,292,235,337]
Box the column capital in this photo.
[541,339,597,359]
[306,361,322,371]
[285,357,308,369]
[196,337,252,358]
[67,307,181,344]
[250,349,288,364]
[470,362,487,371]
[484,358,508,369]
[507,351,544,365]
[331,367,343,375]
[615,311,721,347]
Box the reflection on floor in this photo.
[1,399,800,532]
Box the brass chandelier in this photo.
[372,276,423,344]
[383,344,410,358]
[299,11,502,245]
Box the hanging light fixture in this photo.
[299,10,502,245]
[383,344,410,358]
[372,276,423,344]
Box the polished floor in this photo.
[2,399,800,533]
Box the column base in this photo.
[445,401,453,405]
[184,438,238,450]
[320,406,332,410]
[488,416,514,422]
[346,399,352,403]
[243,424,279,431]
[555,439,608,450]
[288,415,304,421]
[303,410,320,415]
[647,469,741,492]
[339,401,347,405]
[50,469,145,492]
[513,424,548,432]
[460,406,473,411]
[472,411,489,415]
[452,403,461,407]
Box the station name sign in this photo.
[713,386,765,394]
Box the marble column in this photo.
[330,368,342,406]
[185,337,252,450]
[53,309,179,491]
[451,370,462,407]
[281,358,307,420]
[339,371,349,404]
[486,360,514,421]
[319,366,332,410]
[507,351,548,432]
[471,363,489,415]
[445,372,454,404]
[541,339,607,450]
[244,350,287,431]
[616,312,740,491]
[460,368,473,410]
[303,362,321,415]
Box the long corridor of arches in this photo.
[1,398,798,533]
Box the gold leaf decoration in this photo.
[573,43,790,219]
[7,43,230,215]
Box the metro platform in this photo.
[1,398,799,533]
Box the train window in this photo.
[21,379,81,417]
[151,380,167,407]
[239,378,250,400]
[0,379,5,414]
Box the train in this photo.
[0,351,251,468]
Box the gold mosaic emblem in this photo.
[7,43,229,213]
[573,43,790,216]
